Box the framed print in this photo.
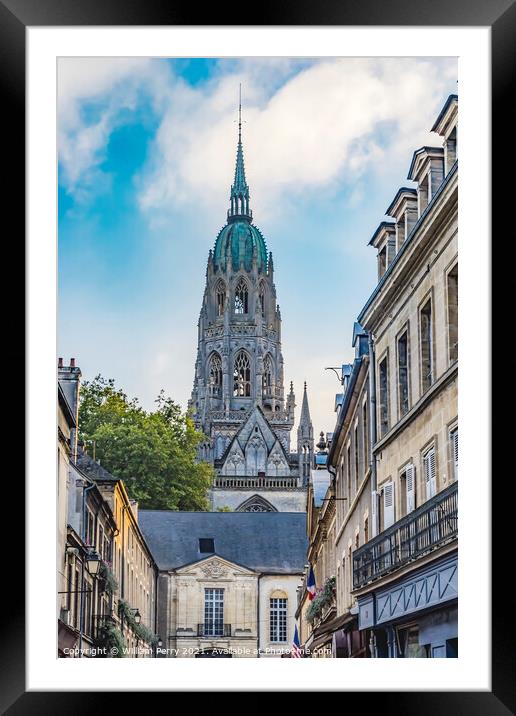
[1,0,509,708]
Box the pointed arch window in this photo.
[259,281,266,318]
[233,351,251,397]
[262,354,273,398]
[216,281,226,317]
[234,277,248,315]
[208,353,222,397]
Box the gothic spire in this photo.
[300,382,312,425]
[228,85,252,224]
[298,381,314,442]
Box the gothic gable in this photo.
[219,406,291,476]
[266,438,290,477]
[237,407,277,452]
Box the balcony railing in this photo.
[353,482,457,590]
[213,475,299,489]
[197,623,232,638]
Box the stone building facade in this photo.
[79,454,159,655]
[139,511,307,657]
[57,358,160,657]
[189,107,312,513]
[352,94,458,658]
[295,94,458,659]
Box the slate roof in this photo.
[75,449,120,482]
[138,511,308,574]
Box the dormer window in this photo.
[385,188,418,251]
[419,173,429,214]
[199,538,215,553]
[407,147,445,218]
[445,127,457,174]
[431,94,458,176]
[378,245,387,278]
[368,221,396,282]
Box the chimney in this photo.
[58,357,63,368]
[70,357,76,367]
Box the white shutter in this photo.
[371,490,378,537]
[383,481,395,528]
[451,429,458,480]
[424,447,437,498]
[405,463,415,513]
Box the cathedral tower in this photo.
[189,94,313,512]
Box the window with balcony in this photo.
[204,588,224,637]
[381,481,396,529]
[450,428,458,481]
[423,445,437,499]
[420,299,433,392]
[400,462,416,516]
[269,597,287,643]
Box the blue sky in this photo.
[58,57,457,436]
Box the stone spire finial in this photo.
[228,84,252,224]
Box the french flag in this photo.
[307,565,316,601]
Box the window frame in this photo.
[377,350,390,438]
[445,261,458,365]
[396,323,411,419]
[269,597,288,643]
[418,292,434,394]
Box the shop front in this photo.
[356,551,458,658]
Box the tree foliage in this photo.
[78,375,213,511]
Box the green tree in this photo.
[78,375,213,511]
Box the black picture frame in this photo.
[3,0,507,709]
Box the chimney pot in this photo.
[58,357,63,368]
[70,358,75,367]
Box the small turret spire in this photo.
[228,84,252,224]
[297,381,314,442]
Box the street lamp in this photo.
[85,550,102,576]
[133,609,141,624]
[157,637,163,648]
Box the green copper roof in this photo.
[213,221,268,272]
[232,138,248,197]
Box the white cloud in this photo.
[57,57,171,200]
[138,57,457,221]
[58,56,457,220]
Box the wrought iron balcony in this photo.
[197,623,232,638]
[353,481,458,590]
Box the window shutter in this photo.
[383,481,395,528]
[371,489,378,536]
[451,429,458,480]
[424,447,437,498]
[405,463,415,513]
